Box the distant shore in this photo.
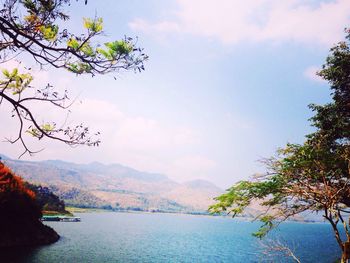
[63,206,324,223]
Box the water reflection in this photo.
[0,246,39,263]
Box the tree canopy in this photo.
[0,0,148,156]
[0,162,59,247]
[209,30,350,261]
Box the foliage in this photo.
[0,161,41,224]
[210,30,350,260]
[0,162,68,214]
[0,161,59,247]
[0,0,148,156]
[49,185,109,209]
[259,237,301,263]
[25,183,68,214]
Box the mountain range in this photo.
[0,154,223,213]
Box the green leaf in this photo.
[2,69,10,77]
[97,48,112,59]
[22,0,36,11]
[10,68,18,78]
[41,123,54,132]
[26,128,40,137]
[67,63,91,74]
[252,215,275,239]
[105,40,133,55]
[83,17,103,33]
[81,43,95,57]
[67,38,80,50]
[40,24,58,41]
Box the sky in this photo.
[1,0,349,188]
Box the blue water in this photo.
[0,212,340,262]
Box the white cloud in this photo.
[1,97,212,182]
[129,18,180,34]
[303,66,326,83]
[68,98,199,151]
[70,100,217,182]
[130,0,350,46]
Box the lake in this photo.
[0,212,340,262]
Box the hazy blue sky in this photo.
[1,0,349,188]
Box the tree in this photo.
[259,237,300,263]
[209,30,350,262]
[0,162,59,246]
[0,0,148,157]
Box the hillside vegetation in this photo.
[2,155,222,213]
[26,183,70,215]
[0,162,59,247]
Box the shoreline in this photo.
[65,206,325,224]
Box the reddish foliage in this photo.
[0,162,35,199]
[0,163,59,247]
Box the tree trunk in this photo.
[342,241,350,263]
[341,252,348,263]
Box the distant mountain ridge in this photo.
[2,155,223,213]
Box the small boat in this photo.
[59,216,81,222]
[41,215,81,222]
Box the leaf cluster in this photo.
[0,1,148,74]
[210,30,350,242]
[0,0,147,156]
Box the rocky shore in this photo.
[0,222,59,248]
